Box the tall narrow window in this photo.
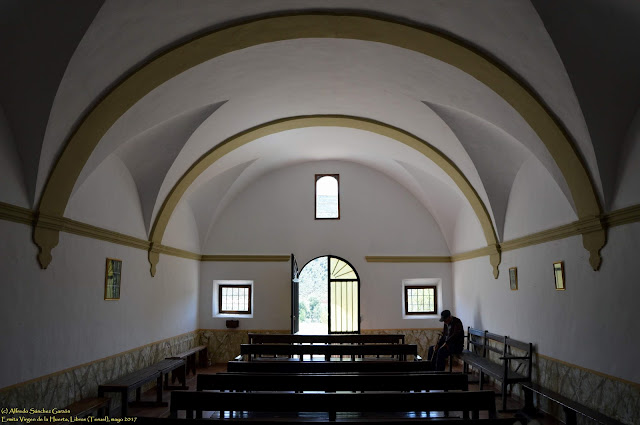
[315,174,340,219]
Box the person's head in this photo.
[439,310,452,324]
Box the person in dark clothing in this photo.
[427,310,464,371]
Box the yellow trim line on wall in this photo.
[3,202,639,264]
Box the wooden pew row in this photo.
[227,359,433,373]
[248,333,405,344]
[239,343,420,361]
[169,390,499,420]
[196,371,469,392]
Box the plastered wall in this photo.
[453,223,640,383]
[200,161,454,331]
[0,220,200,389]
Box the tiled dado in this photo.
[0,331,199,414]
[3,328,636,425]
[465,346,637,425]
[197,328,444,363]
[528,354,638,425]
[199,329,288,363]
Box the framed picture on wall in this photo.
[553,261,565,290]
[105,258,122,300]
[509,267,518,290]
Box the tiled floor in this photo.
[127,363,561,423]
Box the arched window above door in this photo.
[315,174,340,219]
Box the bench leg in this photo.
[522,386,536,414]
[199,347,208,368]
[156,376,163,403]
[501,381,508,411]
[120,390,128,418]
[563,407,577,425]
[189,353,197,375]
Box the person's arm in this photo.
[436,326,446,347]
[444,319,463,346]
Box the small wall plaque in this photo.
[509,267,518,290]
[226,320,239,328]
[105,258,122,300]
[553,261,565,290]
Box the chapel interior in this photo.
[1,1,639,424]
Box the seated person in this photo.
[427,310,464,371]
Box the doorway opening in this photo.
[297,255,360,334]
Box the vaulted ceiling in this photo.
[1,1,638,263]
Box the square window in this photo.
[214,281,253,316]
[404,285,437,315]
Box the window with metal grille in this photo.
[218,284,252,314]
[404,285,437,315]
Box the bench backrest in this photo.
[248,333,405,344]
[466,327,533,380]
[466,327,486,355]
[227,359,432,373]
[197,371,468,392]
[240,343,418,360]
[504,336,533,380]
[170,390,498,420]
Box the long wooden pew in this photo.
[227,359,432,373]
[248,333,405,344]
[196,371,468,392]
[169,390,499,420]
[239,343,420,361]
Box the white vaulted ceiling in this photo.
[2,0,639,256]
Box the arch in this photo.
[147,115,500,277]
[298,254,361,334]
[34,13,604,273]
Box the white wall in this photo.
[199,261,290,330]
[503,157,576,241]
[163,199,202,253]
[199,160,453,330]
[612,109,640,211]
[452,223,640,383]
[67,154,147,239]
[0,220,200,388]
[0,105,29,208]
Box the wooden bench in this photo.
[239,343,420,361]
[520,382,626,425]
[98,358,185,417]
[197,371,469,392]
[227,359,432,373]
[460,327,532,411]
[248,333,405,344]
[197,372,469,420]
[169,390,499,420]
[168,344,208,376]
[60,397,111,418]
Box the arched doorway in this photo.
[295,255,360,334]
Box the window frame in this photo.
[213,280,254,317]
[315,174,340,220]
[403,284,438,316]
